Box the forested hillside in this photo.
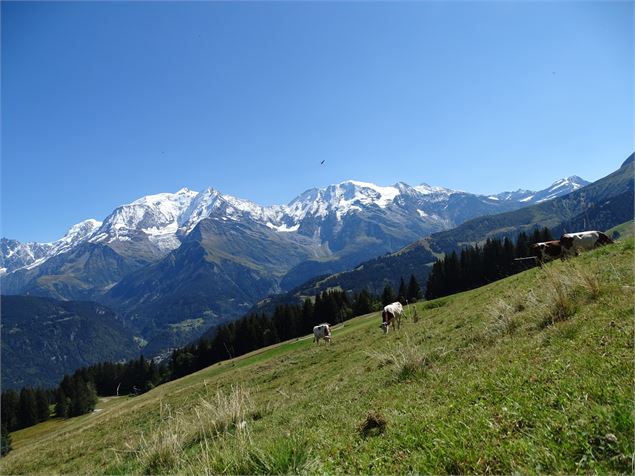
[1,296,139,389]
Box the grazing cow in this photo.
[380,302,404,334]
[313,323,332,345]
[530,240,563,262]
[560,231,614,258]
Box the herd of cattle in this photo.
[312,300,405,344]
[313,230,614,344]
[530,230,613,262]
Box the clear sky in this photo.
[2,1,633,243]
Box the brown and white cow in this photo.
[380,302,404,334]
[313,323,332,344]
[530,240,563,262]
[560,231,614,258]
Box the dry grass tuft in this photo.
[133,385,255,474]
[366,336,433,380]
[526,266,577,328]
[193,384,254,442]
[569,263,602,299]
[487,298,519,337]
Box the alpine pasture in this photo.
[2,238,633,475]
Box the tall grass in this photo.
[487,298,519,337]
[129,385,319,475]
[527,266,578,328]
[131,385,255,474]
[366,336,436,381]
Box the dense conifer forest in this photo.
[425,228,552,300]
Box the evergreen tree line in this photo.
[1,387,54,433]
[425,228,552,300]
[1,274,423,441]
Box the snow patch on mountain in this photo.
[414,183,455,196]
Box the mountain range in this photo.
[280,153,634,301]
[2,174,589,354]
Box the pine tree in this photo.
[55,388,70,418]
[515,231,529,258]
[381,284,396,306]
[1,390,19,431]
[352,290,373,315]
[1,424,11,457]
[540,227,553,242]
[35,388,50,423]
[397,277,407,304]
[18,388,38,429]
[69,377,97,417]
[406,274,422,302]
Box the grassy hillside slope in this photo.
[609,220,635,240]
[2,239,633,474]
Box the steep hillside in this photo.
[2,239,632,474]
[0,296,139,390]
[608,220,634,240]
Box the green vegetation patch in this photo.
[167,318,205,331]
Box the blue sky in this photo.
[2,1,633,243]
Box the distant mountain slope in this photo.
[103,217,325,353]
[1,296,139,390]
[492,176,589,203]
[1,242,156,301]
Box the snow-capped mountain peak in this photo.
[493,176,589,203]
[413,183,456,196]
[0,218,102,274]
[90,188,199,249]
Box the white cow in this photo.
[560,231,613,258]
[380,302,404,334]
[313,323,332,344]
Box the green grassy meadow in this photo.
[2,239,633,475]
